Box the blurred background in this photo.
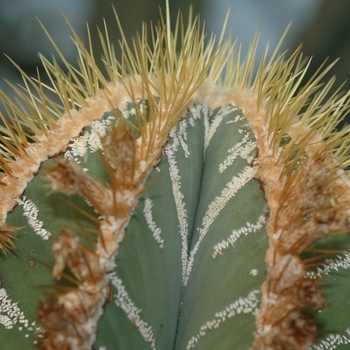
[0,0,349,113]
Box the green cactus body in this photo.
[1,3,350,350]
[1,100,268,349]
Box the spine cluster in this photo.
[229,89,350,349]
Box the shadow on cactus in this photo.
[1,2,350,350]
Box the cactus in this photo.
[1,2,350,350]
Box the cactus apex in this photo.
[1,1,350,349]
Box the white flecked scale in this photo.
[212,214,266,258]
[249,269,259,277]
[18,196,51,240]
[121,107,136,119]
[185,290,260,349]
[165,129,189,283]
[218,134,257,173]
[310,328,350,350]
[64,118,112,163]
[88,119,111,152]
[306,253,350,279]
[177,118,190,158]
[109,272,156,350]
[304,255,350,349]
[0,288,29,330]
[184,165,257,285]
[204,104,237,151]
[143,197,164,248]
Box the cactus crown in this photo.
[1,2,350,349]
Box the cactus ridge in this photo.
[93,101,267,350]
[1,2,350,349]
